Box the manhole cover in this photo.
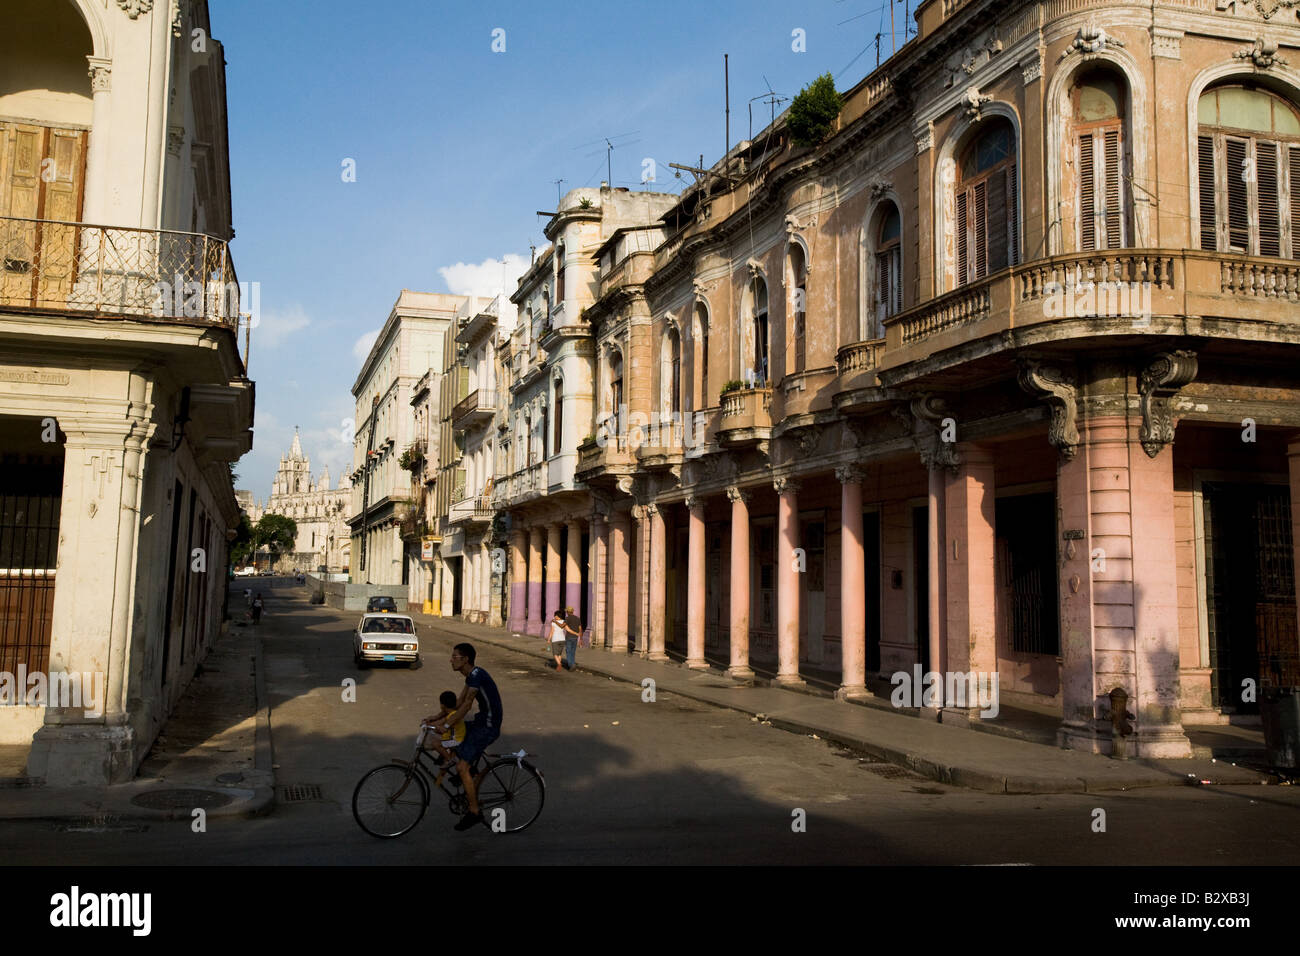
[130,788,235,810]
[279,784,323,803]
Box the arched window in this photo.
[694,302,710,407]
[956,118,1018,284]
[1198,84,1300,257]
[524,410,534,467]
[748,275,769,386]
[552,376,564,453]
[662,327,682,416]
[1073,71,1130,250]
[786,243,807,374]
[875,204,903,330]
[539,402,549,460]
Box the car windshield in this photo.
[363,617,412,634]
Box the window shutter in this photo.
[987,172,1009,273]
[974,180,989,277]
[1290,146,1300,259]
[1078,133,1096,250]
[876,250,890,323]
[956,191,968,283]
[1198,135,1217,250]
[891,246,903,314]
[1257,140,1280,258]
[1102,128,1123,249]
[1225,137,1250,252]
[1007,162,1019,266]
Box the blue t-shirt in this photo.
[465,666,502,731]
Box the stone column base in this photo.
[1059,720,1191,757]
[775,673,807,688]
[647,651,671,663]
[27,723,138,786]
[835,684,869,702]
[685,657,710,670]
[727,665,755,682]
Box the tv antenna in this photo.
[575,131,641,186]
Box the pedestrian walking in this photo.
[251,593,264,625]
[547,609,566,670]
[563,605,581,670]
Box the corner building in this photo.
[575,0,1300,757]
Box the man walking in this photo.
[563,605,581,671]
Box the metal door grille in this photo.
[0,455,62,676]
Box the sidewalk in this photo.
[406,609,1281,794]
[0,589,275,823]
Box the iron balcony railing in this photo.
[0,216,240,328]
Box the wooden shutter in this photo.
[890,247,903,314]
[1102,128,1123,248]
[1289,146,1300,259]
[1257,140,1281,258]
[1225,136,1250,252]
[987,172,1009,273]
[1198,135,1218,250]
[955,191,968,284]
[973,180,989,277]
[1007,163,1019,266]
[1078,133,1096,250]
[35,128,86,308]
[876,250,891,322]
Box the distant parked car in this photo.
[366,596,398,613]
[234,566,257,577]
[353,613,419,668]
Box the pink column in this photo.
[1289,438,1300,656]
[836,466,867,699]
[648,504,668,661]
[508,529,527,634]
[775,476,803,686]
[686,496,707,669]
[727,487,753,679]
[565,519,583,618]
[588,512,606,646]
[545,523,562,630]
[943,444,997,712]
[527,527,544,637]
[608,511,631,652]
[927,463,946,686]
[634,505,650,655]
[1057,429,1097,746]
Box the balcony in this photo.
[575,435,635,484]
[492,461,549,509]
[0,216,240,328]
[451,388,497,431]
[718,387,772,446]
[448,494,494,526]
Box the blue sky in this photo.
[217,0,915,498]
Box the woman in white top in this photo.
[548,610,567,671]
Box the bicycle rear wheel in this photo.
[476,757,545,832]
[352,763,429,838]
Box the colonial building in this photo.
[0,0,254,783]
[245,428,351,572]
[568,0,1300,758]
[495,186,679,640]
[350,291,464,587]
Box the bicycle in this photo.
[352,723,545,837]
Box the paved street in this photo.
[4,584,1299,865]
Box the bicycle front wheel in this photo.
[352,763,429,838]
[477,757,545,833]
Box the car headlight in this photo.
[404,644,414,651]
[363,642,374,650]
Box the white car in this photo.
[234,566,257,577]
[353,613,419,668]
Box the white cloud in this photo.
[352,329,380,365]
[253,304,311,350]
[438,253,529,298]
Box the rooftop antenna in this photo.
[874,31,883,67]
[724,54,731,181]
[553,178,565,206]
[890,0,896,56]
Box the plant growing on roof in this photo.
[719,379,745,395]
[787,73,844,148]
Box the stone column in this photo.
[588,513,607,646]
[508,530,527,633]
[1289,438,1300,661]
[774,477,803,685]
[634,505,650,656]
[943,444,997,722]
[565,519,583,619]
[728,487,754,680]
[686,496,708,669]
[648,504,668,662]
[545,523,562,629]
[527,527,544,637]
[608,511,631,652]
[82,59,114,224]
[837,466,868,700]
[927,463,946,684]
[29,371,154,785]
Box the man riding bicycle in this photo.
[426,642,501,831]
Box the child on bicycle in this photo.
[423,690,467,766]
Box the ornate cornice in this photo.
[1059,22,1126,61]
[1139,351,1198,459]
[773,475,801,496]
[118,0,154,19]
[1235,37,1289,69]
[726,486,750,504]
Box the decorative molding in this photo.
[835,463,867,484]
[908,394,960,471]
[1151,27,1183,60]
[117,0,155,19]
[1215,0,1300,22]
[914,121,934,155]
[794,426,822,457]
[171,0,185,37]
[1017,360,1080,461]
[1020,48,1044,85]
[726,486,750,505]
[87,58,112,93]
[615,476,635,496]
[960,87,994,122]
[746,257,764,279]
[869,180,892,201]
[166,125,185,157]
[773,475,801,496]
[943,27,1004,89]
[1060,22,1126,60]
[1235,37,1288,69]
[1139,351,1198,458]
[784,213,816,235]
[684,494,704,513]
